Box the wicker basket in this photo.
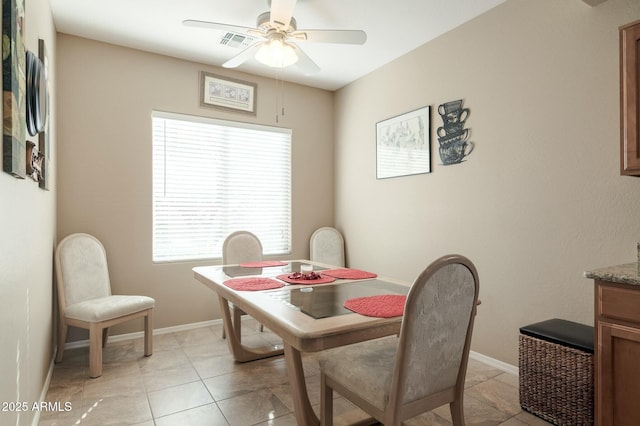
[519,334,594,425]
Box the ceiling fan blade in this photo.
[269,0,297,29]
[292,44,320,75]
[292,29,367,45]
[223,43,263,68]
[183,19,258,35]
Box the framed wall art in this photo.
[376,106,431,179]
[200,72,257,115]
[2,0,27,178]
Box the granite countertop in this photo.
[584,263,640,286]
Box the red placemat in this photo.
[276,273,336,285]
[224,277,285,291]
[344,295,406,318]
[238,261,288,268]
[322,268,377,279]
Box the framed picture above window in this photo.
[200,71,257,115]
[376,106,431,179]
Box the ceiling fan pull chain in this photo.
[275,72,280,123]
[274,70,286,123]
[281,79,286,118]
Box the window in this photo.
[152,111,291,262]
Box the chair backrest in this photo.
[389,254,479,412]
[309,227,345,267]
[55,233,112,309]
[223,231,263,264]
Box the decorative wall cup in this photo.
[440,108,470,126]
[437,123,465,137]
[439,140,474,165]
[438,128,469,145]
[438,99,464,115]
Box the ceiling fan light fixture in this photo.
[255,37,298,68]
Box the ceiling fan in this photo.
[183,0,367,74]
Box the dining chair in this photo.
[222,230,265,337]
[54,233,154,378]
[309,227,345,267]
[318,254,480,426]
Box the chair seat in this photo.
[65,295,155,322]
[318,336,398,410]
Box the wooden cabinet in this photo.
[620,20,640,176]
[595,280,640,425]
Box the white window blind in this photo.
[152,111,292,263]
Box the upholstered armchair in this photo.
[318,254,480,425]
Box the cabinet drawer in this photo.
[599,284,640,323]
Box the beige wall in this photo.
[6,0,636,419]
[334,0,640,366]
[56,35,335,336]
[0,0,57,424]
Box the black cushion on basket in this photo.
[519,318,594,354]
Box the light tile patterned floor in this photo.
[40,320,551,425]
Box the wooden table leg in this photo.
[218,295,284,362]
[284,342,320,426]
[231,304,243,341]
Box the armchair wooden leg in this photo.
[321,373,334,426]
[450,398,464,426]
[102,327,109,347]
[144,309,153,357]
[55,322,68,363]
[89,322,103,378]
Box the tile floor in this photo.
[40,320,551,425]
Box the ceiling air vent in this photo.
[218,32,257,49]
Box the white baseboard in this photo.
[33,355,56,426]
[470,350,518,376]
[64,318,223,350]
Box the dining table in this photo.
[193,260,411,426]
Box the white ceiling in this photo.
[50,0,506,91]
